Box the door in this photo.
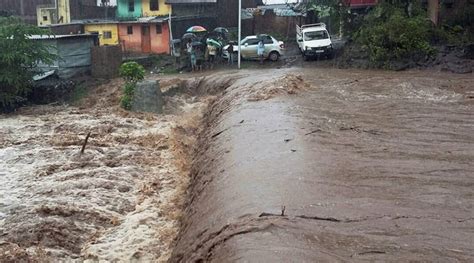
[141,25,151,53]
[263,35,274,57]
[241,39,259,59]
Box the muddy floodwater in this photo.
[1,68,473,262]
[171,68,474,261]
[0,78,210,261]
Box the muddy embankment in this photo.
[0,77,218,262]
[171,69,474,261]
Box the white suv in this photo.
[223,34,285,61]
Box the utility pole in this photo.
[168,9,173,55]
[238,0,242,69]
[20,0,24,16]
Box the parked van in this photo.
[296,23,333,60]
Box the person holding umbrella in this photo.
[206,39,219,69]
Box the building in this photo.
[37,0,71,25]
[35,0,116,26]
[84,21,120,46]
[0,0,52,24]
[242,4,303,37]
[344,0,378,9]
[142,0,172,17]
[31,34,98,78]
[0,0,117,26]
[116,0,171,20]
[118,18,170,54]
[165,0,261,37]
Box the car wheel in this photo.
[269,51,279,62]
[302,53,309,61]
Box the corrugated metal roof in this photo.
[118,17,167,24]
[28,34,98,40]
[73,19,118,24]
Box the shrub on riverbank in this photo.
[354,3,435,67]
[119,62,145,110]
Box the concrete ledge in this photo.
[132,80,163,114]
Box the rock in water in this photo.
[132,80,163,114]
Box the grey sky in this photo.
[98,0,298,6]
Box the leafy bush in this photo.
[355,4,435,65]
[119,61,145,83]
[120,94,132,110]
[119,62,145,110]
[0,17,57,112]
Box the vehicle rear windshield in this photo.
[304,30,329,41]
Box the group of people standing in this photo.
[182,38,266,71]
[186,39,221,72]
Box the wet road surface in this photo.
[171,68,474,262]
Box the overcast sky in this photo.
[98,0,298,6]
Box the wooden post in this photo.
[427,0,439,26]
[81,132,91,154]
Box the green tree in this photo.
[0,17,56,112]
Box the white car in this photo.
[296,23,334,60]
[223,34,284,61]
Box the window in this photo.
[103,31,112,39]
[150,0,159,11]
[263,35,273,44]
[244,39,259,45]
[304,31,329,41]
[127,26,133,34]
[128,0,134,12]
[43,16,48,21]
[156,24,162,34]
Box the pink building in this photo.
[118,18,170,54]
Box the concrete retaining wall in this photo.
[131,80,163,114]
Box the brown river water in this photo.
[1,68,473,262]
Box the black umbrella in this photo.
[182,33,197,40]
[213,27,229,34]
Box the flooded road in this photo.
[0,79,210,261]
[1,67,473,261]
[171,68,474,261]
